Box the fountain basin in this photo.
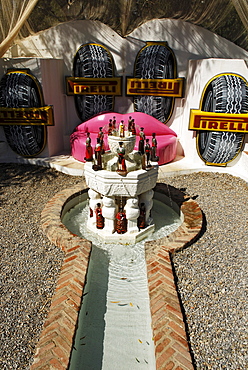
[62,189,182,244]
[84,161,158,198]
[108,133,136,155]
[32,183,203,370]
[61,189,183,368]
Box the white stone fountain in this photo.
[84,123,159,243]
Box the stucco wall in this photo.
[1,18,248,160]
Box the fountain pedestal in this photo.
[85,162,158,243]
[84,125,159,243]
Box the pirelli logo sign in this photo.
[0,106,54,126]
[66,76,184,97]
[126,78,184,97]
[66,77,122,96]
[189,110,248,133]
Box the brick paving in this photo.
[31,182,203,369]
[144,183,203,369]
[30,185,92,370]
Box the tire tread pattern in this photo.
[74,43,114,122]
[134,43,175,122]
[198,75,248,164]
[0,72,45,157]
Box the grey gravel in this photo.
[0,165,247,369]
[0,164,81,369]
[164,172,248,370]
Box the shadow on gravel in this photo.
[0,163,58,187]
[0,163,70,208]
[156,182,207,247]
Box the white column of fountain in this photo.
[102,196,117,234]
[139,189,154,226]
[124,198,140,234]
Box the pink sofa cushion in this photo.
[70,112,177,165]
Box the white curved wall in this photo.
[1,19,248,161]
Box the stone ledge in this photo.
[30,182,203,370]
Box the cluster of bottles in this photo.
[138,128,159,167]
[84,127,104,169]
[92,199,147,234]
[107,116,136,137]
[84,116,159,171]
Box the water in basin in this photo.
[63,198,182,369]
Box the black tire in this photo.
[198,74,248,165]
[73,43,114,121]
[133,43,175,122]
[0,72,46,157]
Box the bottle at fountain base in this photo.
[138,202,146,229]
[116,207,127,234]
[95,203,104,229]
[88,189,102,227]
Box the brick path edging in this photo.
[30,184,91,370]
[144,183,203,370]
[30,182,203,370]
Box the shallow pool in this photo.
[63,199,182,369]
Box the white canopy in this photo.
[0,0,248,57]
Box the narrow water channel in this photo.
[63,198,182,369]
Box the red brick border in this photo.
[31,182,202,369]
[30,185,92,370]
[145,183,203,369]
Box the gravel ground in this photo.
[0,164,81,370]
[164,172,248,370]
[0,164,247,369]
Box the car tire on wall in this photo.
[0,71,46,157]
[73,43,114,122]
[133,42,176,123]
[197,74,248,165]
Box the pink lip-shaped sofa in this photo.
[70,112,178,165]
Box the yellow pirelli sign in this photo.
[0,106,54,126]
[126,78,184,97]
[189,109,248,133]
[66,77,122,96]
